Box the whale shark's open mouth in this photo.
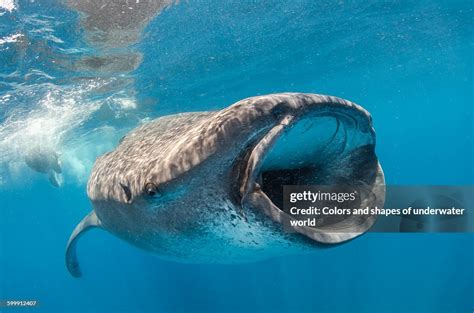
[239,109,385,244]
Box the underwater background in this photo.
[0,1,473,312]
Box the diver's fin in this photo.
[52,158,62,174]
[66,211,102,278]
[48,171,62,187]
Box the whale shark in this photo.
[65,93,385,277]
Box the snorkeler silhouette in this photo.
[24,146,63,187]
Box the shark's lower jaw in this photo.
[239,110,385,244]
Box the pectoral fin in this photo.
[65,211,102,278]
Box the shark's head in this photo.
[66,93,385,277]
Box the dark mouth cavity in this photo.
[260,166,321,209]
[252,113,380,229]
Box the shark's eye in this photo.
[144,182,159,197]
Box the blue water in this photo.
[1,1,473,312]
